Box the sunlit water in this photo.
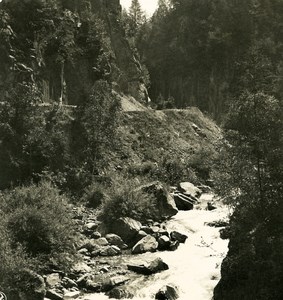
[80,194,229,300]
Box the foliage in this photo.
[213,91,283,299]
[100,177,157,224]
[73,80,121,175]
[139,0,283,118]
[0,82,73,189]
[0,181,76,269]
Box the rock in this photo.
[85,222,98,231]
[18,270,46,300]
[170,231,188,243]
[71,262,92,274]
[127,258,169,275]
[158,235,171,250]
[76,274,89,288]
[78,248,89,255]
[103,276,130,292]
[46,290,63,300]
[100,266,110,273]
[85,280,101,292]
[180,182,202,198]
[63,291,81,299]
[62,278,77,289]
[82,238,109,252]
[138,182,178,219]
[140,226,154,234]
[155,284,180,300]
[45,273,61,288]
[173,194,194,211]
[169,241,180,251]
[95,237,109,246]
[178,182,201,198]
[207,202,217,211]
[132,235,158,254]
[108,287,134,299]
[100,245,122,256]
[112,217,142,243]
[135,230,148,242]
[105,233,126,248]
[92,231,102,239]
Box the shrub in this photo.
[82,181,106,208]
[0,181,76,270]
[100,178,157,224]
[159,155,198,184]
[128,161,159,177]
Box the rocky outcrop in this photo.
[0,0,148,106]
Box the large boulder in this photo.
[138,182,178,219]
[155,284,180,300]
[111,217,142,243]
[173,193,194,211]
[178,182,201,198]
[132,235,158,254]
[127,258,169,275]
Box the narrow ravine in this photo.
[79,194,229,300]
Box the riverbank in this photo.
[78,194,229,300]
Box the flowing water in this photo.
[80,194,229,300]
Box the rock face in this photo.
[132,235,158,254]
[111,217,142,243]
[127,258,169,275]
[138,182,178,219]
[0,0,148,107]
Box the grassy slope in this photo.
[111,95,222,177]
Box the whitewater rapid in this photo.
[81,194,229,300]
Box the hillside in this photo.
[104,94,221,184]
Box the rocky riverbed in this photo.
[74,194,230,300]
[42,184,230,300]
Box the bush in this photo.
[100,178,157,224]
[128,161,159,177]
[159,155,198,184]
[0,181,76,270]
[82,181,106,208]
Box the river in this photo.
[80,194,229,300]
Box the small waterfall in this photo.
[81,194,229,300]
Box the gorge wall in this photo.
[0,0,148,105]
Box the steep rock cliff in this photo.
[0,0,148,105]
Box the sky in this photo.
[120,0,158,17]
